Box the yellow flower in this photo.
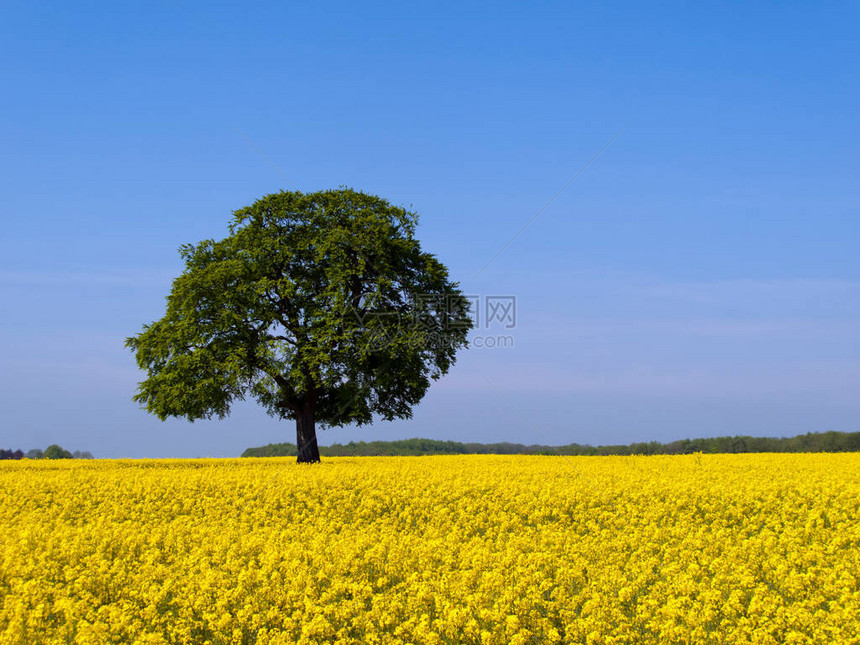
[0,454,858,643]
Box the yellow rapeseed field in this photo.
[1,454,858,644]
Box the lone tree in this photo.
[43,444,73,459]
[127,189,472,463]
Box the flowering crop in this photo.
[1,454,858,644]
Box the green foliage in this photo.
[241,443,298,458]
[242,438,468,457]
[557,431,860,455]
[325,438,468,456]
[9,447,93,460]
[127,189,472,461]
[43,444,73,459]
[243,431,860,457]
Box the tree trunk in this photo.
[296,401,320,463]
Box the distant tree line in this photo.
[242,431,860,458]
[0,445,94,460]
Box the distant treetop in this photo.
[242,431,860,457]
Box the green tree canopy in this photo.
[127,189,472,462]
[43,444,73,459]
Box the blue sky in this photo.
[1,2,857,457]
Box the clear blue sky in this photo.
[1,2,857,457]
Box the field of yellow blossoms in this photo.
[1,454,859,644]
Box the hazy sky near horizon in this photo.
[1,2,858,457]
